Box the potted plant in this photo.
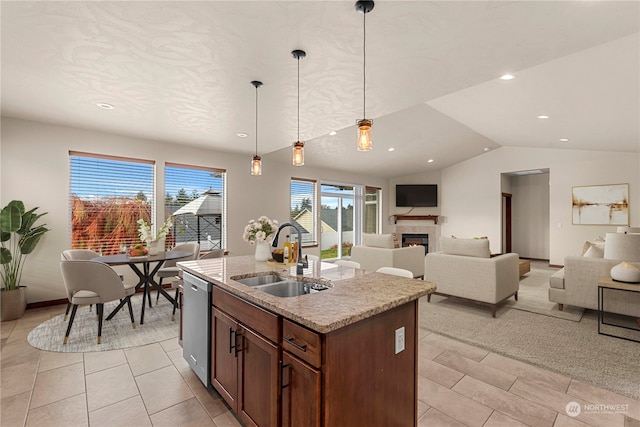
[0,200,49,321]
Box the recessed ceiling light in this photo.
[499,74,515,80]
[388,147,395,152]
[559,138,569,142]
[236,133,248,138]
[483,147,491,152]
[329,131,337,136]
[537,115,550,119]
[96,103,115,110]
[427,159,434,163]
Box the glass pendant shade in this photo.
[357,119,373,152]
[292,141,304,166]
[251,155,262,176]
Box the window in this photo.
[364,186,381,234]
[320,183,361,260]
[69,151,154,255]
[290,178,317,246]
[165,163,226,251]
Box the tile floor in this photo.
[2,304,639,427]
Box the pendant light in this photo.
[291,49,306,166]
[355,0,374,152]
[250,80,263,176]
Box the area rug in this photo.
[27,293,179,353]
[419,295,640,400]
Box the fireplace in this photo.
[402,234,428,254]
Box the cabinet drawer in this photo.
[213,287,280,343]
[282,319,321,368]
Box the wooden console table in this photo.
[597,276,640,343]
[394,215,439,224]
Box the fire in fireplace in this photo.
[402,234,429,254]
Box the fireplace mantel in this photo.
[394,215,438,224]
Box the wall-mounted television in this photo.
[396,184,438,207]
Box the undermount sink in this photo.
[254,280,331,298]
[232,273,331,297]
[232,273,286,287]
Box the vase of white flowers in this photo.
[137,218,173,255]
[243,216,278,261]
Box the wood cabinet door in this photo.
[238,326,279,427]
[281,352,321,427]
[211,307,239,411]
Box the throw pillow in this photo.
[362,233,395,249]
[583,244,604,258]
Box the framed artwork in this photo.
[572,183,629,225]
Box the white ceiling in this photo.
[2,1,639,178]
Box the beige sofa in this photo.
[548,233,640,317]
[424,237,519,317]
[350,234,425,278]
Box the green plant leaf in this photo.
[19,227,49,254]
[0,247,11,264]
[0,204,22,234]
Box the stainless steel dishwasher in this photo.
[182,272,211,387]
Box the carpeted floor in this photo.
[27,293,179,353]
[420,262,640,400]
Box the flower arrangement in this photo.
[243,216,278,245]
[137,217,173,244]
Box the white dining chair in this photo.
[155,243,200,305]
[335,260,361,269]
[61,249,101,319]
[376,266,414,278]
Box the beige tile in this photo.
[30,362,85,409]
[511,379,626,427]
[180,368,229,419]
[211,410,243,427]
[482,352,571,393]
[150,397,216,426]
[434,351,517,391]
[86,363,139,412]
[418,355,464,388]
[567,379,640,422]
[418,407,467,427]
[38,351,84,372]
[84,349,127,375]
[167,347,192,375]
[453,375,557,427]
[418,376,493,427]
[88,395,152,427]
[626,416,640,427]
[1,341,41,368]
[418,337,446,360]
[484,410,530,427]
[1,361,38,399]
[417,399,430,420]
[1,390,31,427]
[553,414,592,427]
[124,342,171,376]
[25,393,88,427]
[421,333,490,362]
[159,337,181,353]
[136,365,194,415]
[1,320,18,339]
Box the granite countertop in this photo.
[178,255,435,334]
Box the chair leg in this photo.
[156,277,164,304]
[147,286,153,308]
[126,297,136,329]
[171,287,179,321]
[64,302,71,321]
[491,305,497,318]
[427,294,432,303]
[514,291,518,301]
[558,303,564,311]
[64,305,79,344]
[97,303,104,344]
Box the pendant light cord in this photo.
[297,56,300,142]
[363,10,367,118]
[255,86,258,156]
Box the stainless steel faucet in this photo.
[272,222,308,275]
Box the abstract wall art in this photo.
[572,183,629,225]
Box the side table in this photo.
[597,276,640,343]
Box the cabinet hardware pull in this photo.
[191,285,198,291]
[235,331,243,355]
[284,337,307,352]
[280,360,290,390]
[229,328,236,354]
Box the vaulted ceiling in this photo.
[2,1,638,177]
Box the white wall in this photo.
[509,173,550,259]
[438,146,639,265]
[1,117,386,303]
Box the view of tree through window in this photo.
[290,178,316,246]
[69,152,155,255]
[165,163,226,251]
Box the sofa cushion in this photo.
[362,233,395,249]
[439,237,490,258]
[549,268,565,289]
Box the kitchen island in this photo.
[178,255,435,427]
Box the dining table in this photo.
[93,250,192,324]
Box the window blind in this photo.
[290,178,316,246]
